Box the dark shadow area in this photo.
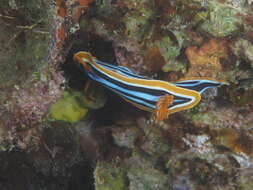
[61,33,117,91]
[67,162,95,190]
[60,32,145,126]
[0,124,96,190]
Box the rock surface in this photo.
[0,0,253,190]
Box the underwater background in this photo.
[0,0,253,189]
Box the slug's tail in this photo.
[174,78,221,94]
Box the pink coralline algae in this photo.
[9,71,64,126]
[3,69,65,149]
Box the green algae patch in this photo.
[141,126,170,156]
[199,1,240,37]
[48,91,88,123]
[94,161,127,190]
[155,36,181,62]
[112,127,141,149]
[230,39,253,68]
[162,59,186,73]
[127,166,168,190]
[123,1,153,40]
[0,0,53,103]
[48,86,107,123]
[126,154,169,190]
[185,104,220,126]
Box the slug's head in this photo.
[73,51,94,70]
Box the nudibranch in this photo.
[73,51,221,121]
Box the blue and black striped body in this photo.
[74,51,221,115]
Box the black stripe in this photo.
[87,71,157,109]
[88,63,192,105]
[179,82,219,93]
[90,63,168,96]
[175,81,200,85]
[95,60,149,79]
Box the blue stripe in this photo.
[87,72,158,104]
[89,63,189,103]
[87,67,187,107]
[92,74,158,100]
[175,82,201,87]
[112,89,156,109]
[175,80,220,94]
[199,86,213,94]
[85,58,194,108]
[95,60,149,79]
[76,52,222,115]
[96,59,135,74]
[175,80,219,86]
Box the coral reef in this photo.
[94,161,127,190]
[1,0,253,189]
[230,38,253,68]
[0,0,65,151]
[79,0,253,189]
[126,155,169,190]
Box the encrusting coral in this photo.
[185,38,228,78]
[1,0,253,189]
